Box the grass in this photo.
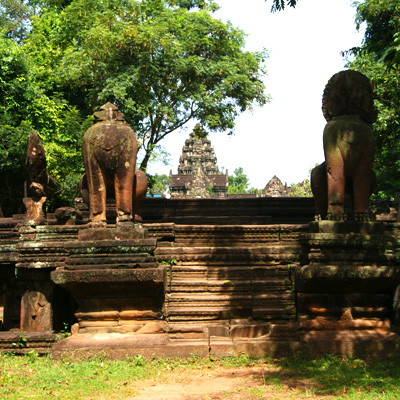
[275,352,400,398]
[0,351,399,399]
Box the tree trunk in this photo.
[139,151,152,172]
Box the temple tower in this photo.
[169,125,228,198]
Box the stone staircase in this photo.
[155,224,306,327]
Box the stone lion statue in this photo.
[311,70,377,221]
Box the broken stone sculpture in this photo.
[311,70,377,221]
[81,103,147,226]
[54,207,83,225]
[24,131,54,225]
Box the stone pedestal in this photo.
[15,236,68,332]
[51,226,164,334]
[17,268,54,332]
[297,221,400,342]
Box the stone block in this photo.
[207,325,230,337]
[78,226,148,241]
[233,338,300,358]
[119,310,161,320]
[230,324,271,339]
[308,220,387,234]
[298,317,390,332]
[269,323,299,338]
[209,337,235,357]
[135,321,167,334]
[296,265,400,293]
[51,268,164,286]
[167,324,206,334]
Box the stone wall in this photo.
[0,201,400,357]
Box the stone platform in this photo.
[48,321,400,360]
[1,216,400,358]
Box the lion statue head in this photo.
[322,70,377,124]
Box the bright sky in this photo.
[146,0,365,189]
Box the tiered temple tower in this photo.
[169,126,228,197]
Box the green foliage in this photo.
[26,0,268,171]
[0,35,33,214]
[59,322,70,339]
[347,54,400,199]
[12,333,27,348]
[288,169,312,198]
[147,173,169,195]
[0,0,268,213]
[267,0,298,13]
[0,34,32,123]
[353,0,400,67]
[288,178,312,197]
[347,0,400,199]
[0,124,30,215]
[227,167,250,194]
[0,0,34,42]
[0,29,90,214]
[161,258,177,265]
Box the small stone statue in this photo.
[24,131,54,225]
[311,70,377,221]
[81,103,147,226]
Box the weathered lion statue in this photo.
[311,70,377,221]
[80,103,147,226]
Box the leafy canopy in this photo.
[227,167,250,194]
[347,0,400,198]
[147,173,169,195]
[27,0,268,171]
[353,0,400,66]
[0,0,268,214]
[0,34,35,215]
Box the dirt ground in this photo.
[129,365,333,400]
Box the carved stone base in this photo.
[297,221,400,332]
[78,225,148,241]
[51,236,162,334]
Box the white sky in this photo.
[146,0,365,189]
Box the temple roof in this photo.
[169,174,228,188]
[169,126,228,196]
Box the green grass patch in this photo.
[0,351,399,399]
[274,352,400,399]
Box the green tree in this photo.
[0,0,269,214]
[26,0,268,172]
[353,0,400,67]
[0,34,34,215]
[347,0,400,198]
[147,173,169,195]
[288,179,312,197]
[347,53,400,198]
[0,0,34,41]
[227,167,250,194]
[0,29,89,214]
